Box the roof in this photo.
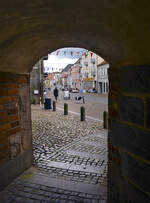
[62,64,73,72]
[75,58,80,64]
[98,60,108,66]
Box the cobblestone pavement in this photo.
[0,106,107,202]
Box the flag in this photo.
[90,52,93,57]
[56,50,60,56]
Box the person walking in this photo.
[53,87,59,101]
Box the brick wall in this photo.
[0,72,32,190]
[108,66,150,202]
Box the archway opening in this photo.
[30,47,109,202]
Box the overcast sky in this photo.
[44,47,87,69]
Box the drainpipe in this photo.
[39,59,43,104]
[96,55,98,92]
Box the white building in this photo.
[97,61,109,93]
[80,51,104,91]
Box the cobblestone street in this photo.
[0,105,107,203]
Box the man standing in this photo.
[53,87,59,101]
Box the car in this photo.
[87,88,93,93]
[87,88,97,93]
[72,88,79,93]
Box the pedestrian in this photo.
[43,90,47,103]
[53,87,59,101]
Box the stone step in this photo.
[47,161,106,174]
[22,170,107,196]
[66,149,107,161]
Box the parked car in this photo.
[72,88,79,93]
[87,88,97,93]
[87,88,93,93]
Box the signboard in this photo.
[34,90,39,95]
[33,66,38,70]
[45,80,50,88]
[83,77,93,82]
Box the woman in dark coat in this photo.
[53,87,59,101]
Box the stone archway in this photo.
[0,1,150,202]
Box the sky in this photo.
[44,47,87,71]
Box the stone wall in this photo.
[108,66,150,202]
[0,72,32,190]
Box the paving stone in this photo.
[42,196,50,201]
[59,200,67,203]
[23,187,34,193]
[71,191,79,196]
[92,200,99,203]
[83,199,92,203]
[41,201,49,203]
[53,199,60,203]
[86,194,95,198]
[79,193,87,198]
[52,193,61,199]
[68,195,78,200]
[0,200,12,203]
[60,194,68,199]
[23,199,35,203]
[33,200,41,203]
[30,194,43,200]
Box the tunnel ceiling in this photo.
[0,0,150,73]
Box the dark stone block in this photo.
[110,121,150,161]
[119,66,150,93]
[146,98,150,128]
[118,95,144,125]
[108,163,122,203]
[120,152,150,193]
[121,178,150,203]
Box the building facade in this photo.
[97,61,109,93]
[30,59,44,104]
[80,51,104,91]
[70,60,82,89]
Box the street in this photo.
[47,89,108,121]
